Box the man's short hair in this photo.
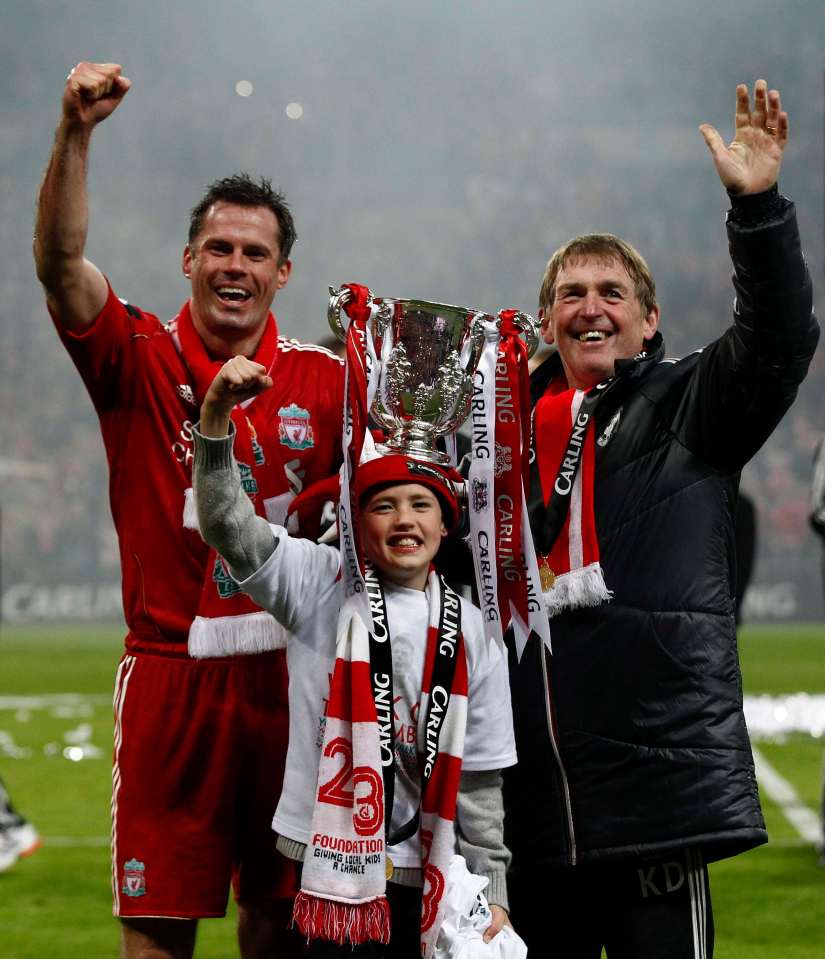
[188,173,297,262]
[539,234,656,317]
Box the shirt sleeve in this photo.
[455,769,510,911]
[194,422,341,633]
[235,519,341,634]
[49,281,161,412]
[676,193,819,472]
[193,424,278,579]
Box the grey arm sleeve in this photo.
[192,424,277,580]
[455,769,510,912]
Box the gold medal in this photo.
[539,558,556,591]
[385,856,394,880]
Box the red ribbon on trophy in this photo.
[492,312,531,635]
[338,283,380,607]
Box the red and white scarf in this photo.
[295,565,467,959]
[172,301,293,657]
[532,384,611,617]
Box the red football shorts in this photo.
[111,650,295,918]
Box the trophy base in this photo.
[375,440,450,466]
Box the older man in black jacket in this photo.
[506,80,819,958]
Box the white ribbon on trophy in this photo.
[466,317,502,643]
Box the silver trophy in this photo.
[328,287,539,464]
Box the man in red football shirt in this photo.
[34,61,344,959]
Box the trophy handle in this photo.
[373,301,393,338]
[508,311,540,358]
[468,310,538,359]
[468,313,489,357]
[327,286,353,341]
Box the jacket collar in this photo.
[530,331,665,406]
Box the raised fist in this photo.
[204,356,274,416]
[63,62,131,127]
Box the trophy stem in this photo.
[376,436,451,466]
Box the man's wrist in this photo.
[727,184,783,226]
[56,117,95,145]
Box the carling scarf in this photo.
[172,301,293,657]
[295,565,467,959]
[531,381,612,617]
[467,313,550,659]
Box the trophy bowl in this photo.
[329,287,538,464]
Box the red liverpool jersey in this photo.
[54,284,344,656]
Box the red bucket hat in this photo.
[354,455,463,531]
[288,455,464,532]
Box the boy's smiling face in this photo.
[359,481,447,591]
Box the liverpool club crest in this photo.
[278,404,315,450]
[122,858,147,898]
[597,409,622,448]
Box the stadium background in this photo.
[1,0,823,624]
[0,1,823,956]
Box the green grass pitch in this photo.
[1,622,824,957]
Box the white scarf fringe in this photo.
[183,487,199,531]
[542,562,612,618]
[188,611,289,658]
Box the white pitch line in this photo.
[752,745,822,846]
[42,836,110,847]
[0,693,110,709]
[761,837,818,848]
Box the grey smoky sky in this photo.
[3,0,821,329]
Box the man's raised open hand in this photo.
[699,79,788,196]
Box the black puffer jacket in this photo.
[504,190,819,871]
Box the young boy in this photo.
[193,356,516,958]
